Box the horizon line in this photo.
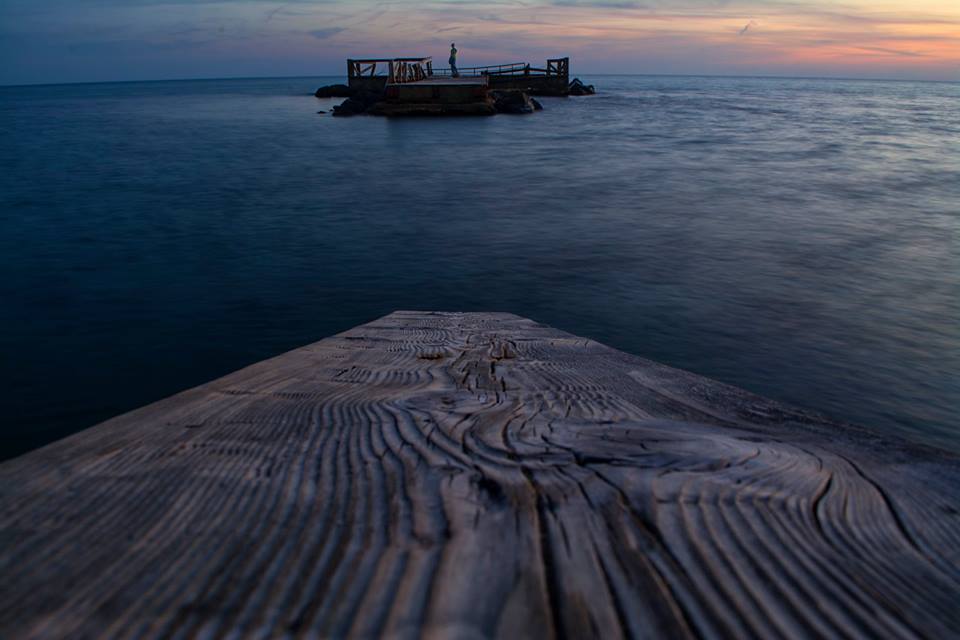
[3,70,959,90]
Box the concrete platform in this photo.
[392,76,488,87]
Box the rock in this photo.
[315,84,353,99]
[531,98,544,111]
[316,110,327,114]
[332,97,367,117]
[491,90,536,115]
[568,78,596,96]
[331,90,384,117]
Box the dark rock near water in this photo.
[491,90,536,115]
[330,87,540,117]
[568,78,596,96]
[332,98,367,117]
[315,84,353,99]
[332,90,384,117]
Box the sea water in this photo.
[1,75,957,458]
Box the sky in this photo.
[1,0,958,85]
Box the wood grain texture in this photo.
[1,311,958,639]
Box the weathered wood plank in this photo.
[1,311,958,639]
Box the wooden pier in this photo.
[327,56,576,115]
[1,311,958,638]
[347,56,571,95]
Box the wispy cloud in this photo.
[551,0,646,8]
[855,45,926,57]
[309,27,346,39]
[265,4,287,24]
[1,0,958,83]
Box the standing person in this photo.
[449,43,459,77]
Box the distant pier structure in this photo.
[347,56,571,96]
[319,54,592,116]
[335,55,574,115]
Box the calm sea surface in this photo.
[1,75,957,459]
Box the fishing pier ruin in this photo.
[348,56,571,94]
[321,56,589,116]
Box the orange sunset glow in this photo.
[1,0,957,84]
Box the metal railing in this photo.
[431,58,569,79]
[431,62,528,78]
